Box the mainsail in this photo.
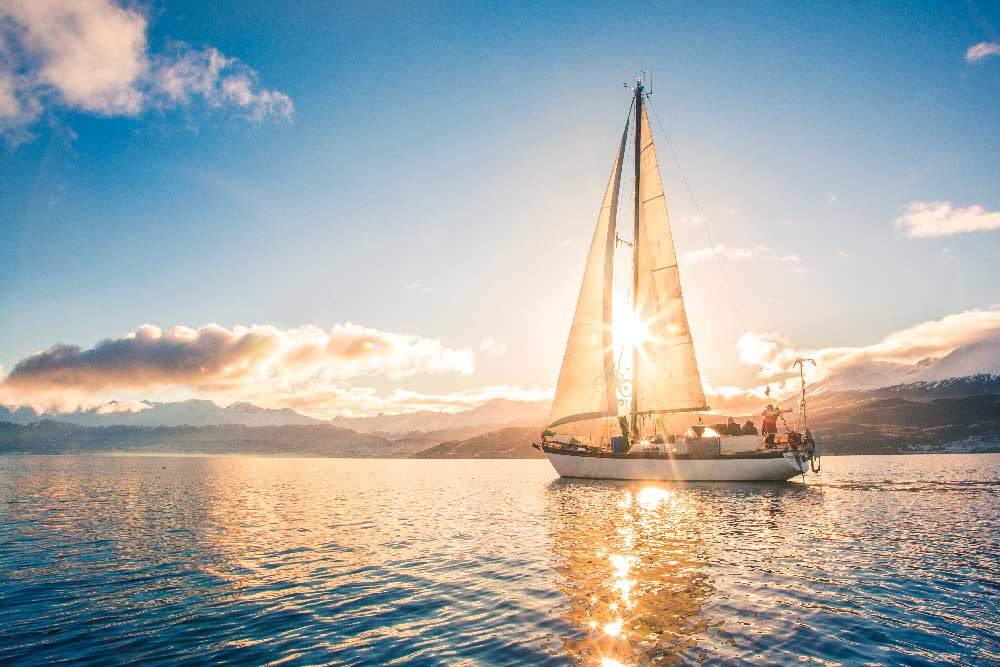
[547,125,628,428]
[631,104,708,415]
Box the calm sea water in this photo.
[1,454,998,666]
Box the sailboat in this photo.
[536,79,819,482]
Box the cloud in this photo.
[682,244,802,265]
[966,41,1000,62]
[479,338,508,357]
[3,0,148,116]
[275,384,552,418]
[895,201,1000,238]
[94,399,151,414]
[150,44,292,122]
[1,322,475,411]
[825,193,838,205]
[702,382,774,415]
[0,0,292,145]
[737,306,1000,384]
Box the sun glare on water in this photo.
[603,619,623,637]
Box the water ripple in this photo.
[1,453,998,666]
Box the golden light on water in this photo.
[636,486,672,510]
[602,619,623,637]
[548,481,715,667]
[609,554,635,610]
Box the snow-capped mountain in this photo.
[907,339,1000,382]
[810,360,926,393]
[0,399,325,427]
[0,397,552,434]
[811,339,1000,397]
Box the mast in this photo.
[793,358,816,432]
[630,78,643,437]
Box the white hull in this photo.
[544,449,808,482]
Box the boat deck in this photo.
[538,443,791,461]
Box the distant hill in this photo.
[330,398,550,435]
[410,427,545,459]
[0,398,551,441]
[0,399,325,428]
[0,421,416,457]
[805,394,1000,455]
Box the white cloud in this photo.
[4,0,148,116]
[966,42,1000,62]
[0,322,475,412]
[701,381,775,415]
[737,306,1000,385]
[479,338,508,357]
[277,384,553,418]
[94,399,151,414]
[0,0,292,145]
[682,244,802,265]
[895,201,1000,238]
[151,45,292,122]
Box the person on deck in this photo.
[741,419,758,436]
[725,416,741,436]
[762,404,778,445]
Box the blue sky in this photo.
[1,1,999,416]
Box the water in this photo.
[1,454,997,666]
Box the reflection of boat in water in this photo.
[546,481,714,666]
[535,79,818,481]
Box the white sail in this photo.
[547,126,628,428]
[632,106,708,415]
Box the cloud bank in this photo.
[702,307,1000,413]
[895,201,1000,238]
[1,322,476,414]
[737,305,1000,385]
[0,0,292,145]
[275,384,552,418]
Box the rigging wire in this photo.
[645,96,747,331]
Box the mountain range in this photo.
[0,398,550,433]
[809,339,1000,396]
[1,337,998,456]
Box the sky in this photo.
[1,0,999,417]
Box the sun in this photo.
[612,304,652,350]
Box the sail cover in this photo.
[632,106,708,414]
[547,126,628,428]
